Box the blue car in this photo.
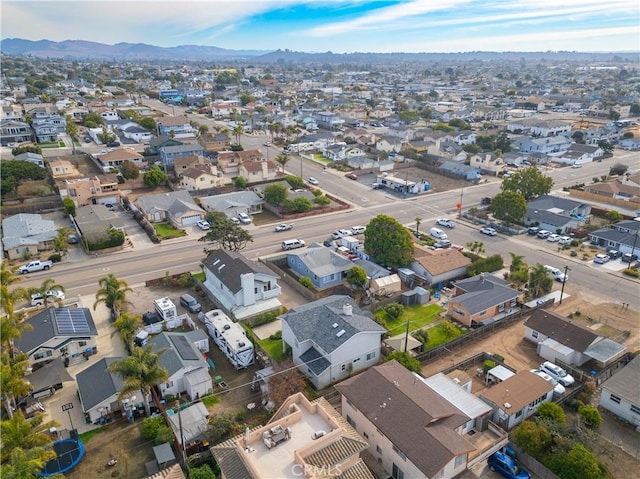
[487,451,530,479]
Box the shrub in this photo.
[483,359,496,373]
[48,253,62,263]
[285,175,304,188]
[623,268,639,278]
[142,416,165,440]
[468,254,504,275]
[578,404,603,428]
[269,330,282,340]
[536,402,566,425]
[299,276,313,289]
[384,302,404,320]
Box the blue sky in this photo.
[2,0,639,53]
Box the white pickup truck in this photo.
[19,260,53,274]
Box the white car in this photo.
[331,229,353,240]
[547,233,561,242]
[196,220,210,230]
[593,254,610,264]
[540,361,575,387]
[230,217,241,225]
[571,163,582,168]
[530,369,566,396]
[274,223,293,232]
[308,177,319,186]
[31,289,65,306]
[436,218,455,229]
[544,265,567,282]
[237,212,252,224]
[480,227,497,236]
[558,236,572,245]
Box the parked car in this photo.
[527,227,540,236]
[571,163,583,168]
[262,141,272,146]
[106,141,120,147]
[196,220,210,230]
[237,212,252,224]
[433,240,452,249]
[540,361,575,387]
[536,230,551,239]
[481,196,492,205]
[621,253,638,263]
[607,250,622,259]
[436,218,455,228]
[547,233,561,242]
[480,227,497,236]
[371,182,385,189]
[274,223,293,232]
[30,289,65,307]
[544,265,567,282]
[68,233,79,244]
[530,369,566,396]
[350,225,366,234]
[230,217,240,225]
[323,239,337,249]
[429,227,448,240]
[345,173,358,180]
[179,293,202,314]
[308,177,319,186]
[487,451,530,479]
[281,239,306,250]
[558,235,572,245]
[331,229,353,240]
[593,254,610,264]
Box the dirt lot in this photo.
[390,164,473,194]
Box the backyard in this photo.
[376,303,444,336]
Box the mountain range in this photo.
[1,38,637,63]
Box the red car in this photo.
[345,173,358,180]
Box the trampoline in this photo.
[40,438,85,477]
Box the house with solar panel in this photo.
[15,308,98,367]
[148,331,213,400]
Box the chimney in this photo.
[480,273,486,283]
[343,304,353,316]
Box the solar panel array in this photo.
[170,335,198,361]
[54,309,92,334]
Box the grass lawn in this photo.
[78,426,106,444]
[376,303,444,337]
[423,321,466,350]
[201,394,220,407]
[259,338,286,361]
[192,272,205,282]
[154,222,187,239]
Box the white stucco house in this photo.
[599,356,640,427]
[280,295,385,390]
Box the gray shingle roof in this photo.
[203,249,278,294]
[2,213,58,250]
[299,347,331,375]
[135,190,204,216]
[198,191,264,214]
[525,309,599,351]
[148,331,208,377]
[280,295,385,354]
[287,244,354,277]
[453,275,519,315]
[601,356,640,405]
[76,357,126,411]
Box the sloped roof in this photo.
[413,247,471,276]
[601,356,640,406]
[480,371,553,413]
[452,275,519,315]
[203,249,278,294]
[286,244,354,277]
[136,190,204,216]
[2,213,58,250]
[148,331,208,377]
[525,309,599,352]
[76,357,126,411]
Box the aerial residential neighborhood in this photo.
[1,17,639,479]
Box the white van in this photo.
[351,225,366,234]
[540,361,575,387]
[429,227,448,240]
[281,239,306,250]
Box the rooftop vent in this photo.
[336,329,346,338]
[332,323,339,329]
[343,304,353,316]
[504,402,512,409]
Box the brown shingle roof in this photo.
[336,361,474,477]
[414,247,471,276]
[525,309,599,352]
[480,371,552,413]
[157,115,189,127]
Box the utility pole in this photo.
[559,265,570,305]
[403,318,410,353]
[458,187,464,218]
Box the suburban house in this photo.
[121,125,153,144]
[216,149,266,177]
[518,136,572,155]
[280,295,385,390]
[582,177,640,209]
[212,392,373,479]
[135,190,206,227]
[0,119,34,145]
[555,144,603,166]
[148,331,213,401]
[589,220,640,254]
[76,357,142,424]
[437,160,482,181]
[198,191,264,219]
[411,247,472,287]
[470,153,506,176]
[173,154,211,175]
[72,204,127,244]
[479,371,554,430]
[13,151,45,168]
[95,148,145,172]
[524,195,592,234]
[198,132,231,153]
[178,165,225,191]
[599,356,640,427]
[48,158,80,178]
[373,174,430,194]
[31,112,66,143]
[238,158,278,183]
[156,115,196,138]
[619,137,640,151]
[447,275,521,328]
[63,175,121,207]
[146,136,184,156]
[160,144,205,168]
[15,308,98,366]
[167,402,210,444]
[2,213,58,260]
[201,249,282,320]
[524,309,627,368]
[286,243,355,290]
[337,361,503,479]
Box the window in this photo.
[453,307,466,317]
[376,445,382,455]
[515,410,523,418]
[34,350,53,361]
[346,415,356,429]
[630,405,640,415]
[392,463,405,479]
[455,454,467,468]
[498,304,505,312]
[610,394,621,404]
[532,331,539,339]
[78,341,87,347]
[367,352,376,361]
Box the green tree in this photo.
[143,166,167,188]
[384,353,421,373]
[509,253,525,273]
[199,212,253,252]
[609,163,628,176]
[234,176,247,188]
[0,444,57,479]
[492,190,527,224]
[263,183,288,205]
[502,166,553,200]
[107,345,169,417]
[605,210,624,223]
[285,175,304,189]
[578,404,603,428]
[608,109,620,121]
[364,214,414,268]
[275,154,289,173]
[138,117,157,131]
[465,241,485,257]
[0,410,59,462]
[82,111,105,128]
[112,312,144,354]
[495,132,512,153]
[415,216,422,234]
[190,464,216,479]
[121,160,140,180]
[536,401,566,425]
[383,302,405,321]
[1,263,29,317]
[63,197,76,216]
[52,227,72,254]
[204,412,236,444]
[346,266,368,289]
[398,110,419,124]
[511,420,552,457]
[65,116,78,153]
[97,126,116,144]
[0,353,32,419]
[198,124,209,136]
[30,278,65,307]
[550,443,607,479]
[232,125,244,146]
[286,196,313,213]
[93,273,133,313]
[528,263,554,298]
[597,140,614,154]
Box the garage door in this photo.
[181,215,201,226]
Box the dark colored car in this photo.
[106,141,121,147]
[487,451,530,479]
[621,253,638,263]
[345,173,358,180]
[481,197,492,205]
[527,227,540,236]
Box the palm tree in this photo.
[107,345,169,417]
[465,241,485,257]
[415,217,422,234]
[0,315,32,354]
[111,312,144,354]
[1,263,29,317]
[93,274,133,315]
[275,154,289,173]
[0,410,59,462]
[509,252,525,273]
[0,445,57,479]
[65,115,78,154]
[0,352,33,419]
[529,263,553,298]
[30,278,65,308]
[52,227,72,255]
[232,125,244,146]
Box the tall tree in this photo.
[266,360,307,410]
[492,190,527,224]
[0,352,32,419]
[528,263,554,298]
[52,227,72,255]
[1,263,28,317]
[232,125,244,146]
[112,312,144,354]
[0,445,57,479]
[275,154,289,173]
[93,274,133,314]
[0,410,59,462]
[198,212,253,252]
[502,166,553,200]
[346,266,368,290]
[363,214,414,268]
[415,217,422,234]
[107,345,169,417]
